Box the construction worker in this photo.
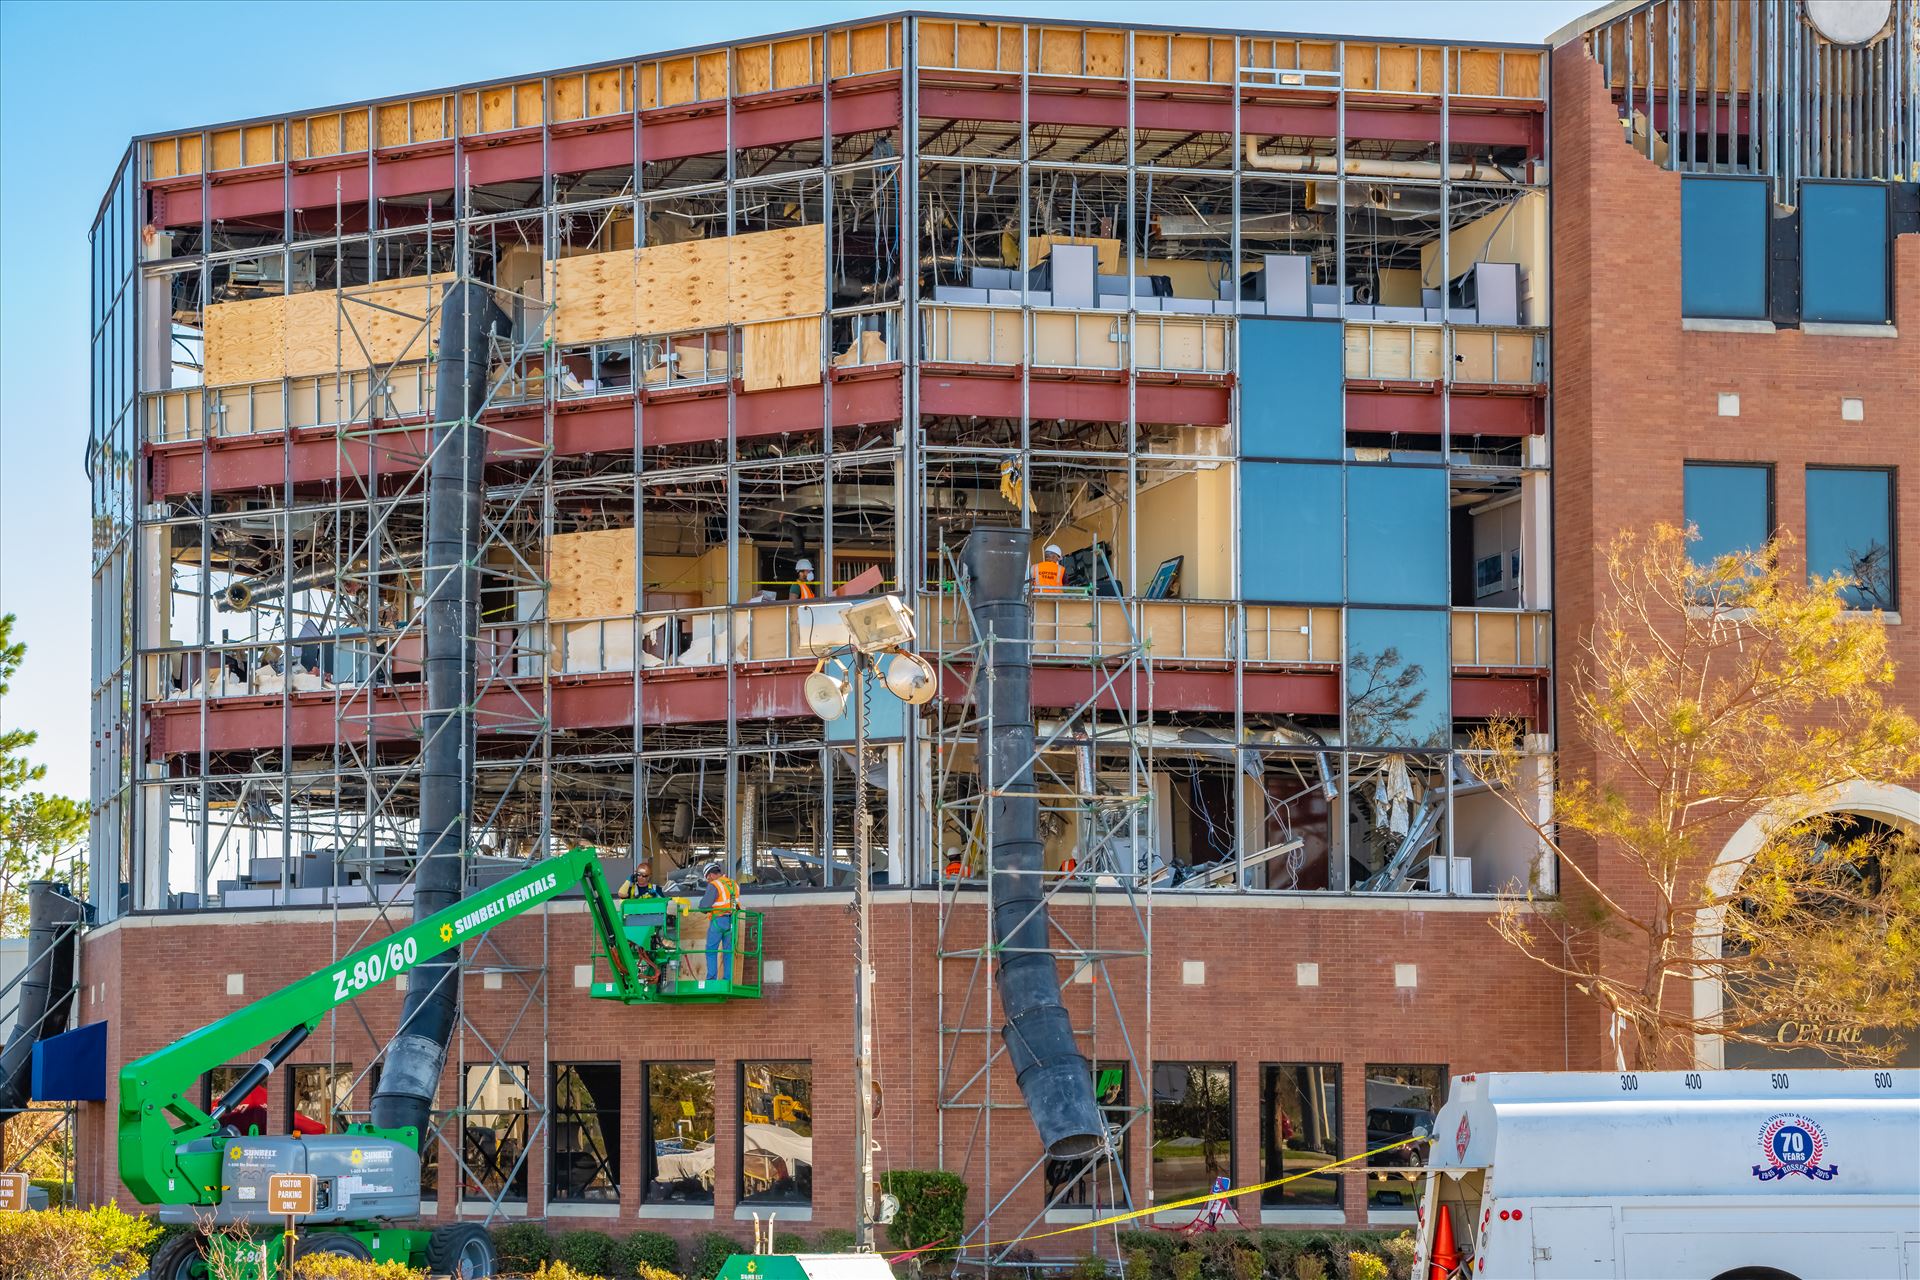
[791,558,818,600]
[697,860,740,981]
[617,861,665,899]
[1033,543,1067,595]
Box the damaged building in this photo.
[67,0,1918,1253]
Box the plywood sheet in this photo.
[587,68,628,116]
[555,249,638,344]
[1034,311,1120,369]
[637,239,727,335]
[279,291,339,380]
[549,528,640,619]
[926,305,1022,364]
[742,317,822,392]
[1455,49,1503,97]
[204,295,285,386]
[345,277,437,368]
[210,129,243,172]
[727,225,827,325]
[1135,317,1225,372]
[377,105,410,148]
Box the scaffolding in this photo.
[933,544,1157,1270]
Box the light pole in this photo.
[802,595,935,1250]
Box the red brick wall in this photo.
[1549,41,1920,1065]
[79,894,1565,1242]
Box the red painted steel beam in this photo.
[1345,387,1543,437]
[917,369,1230,426]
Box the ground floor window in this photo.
[740,1060,813,1205]
[552,1063,620,1202]
[460,1063,530,1202]
[1045,1063,1132,1208]
[287,1062,353,1135]
[1364,1063,1445,1210]
[1151,1062,1233,1203]
[645,1062,716,1204]
[1260,1063,1340,1210]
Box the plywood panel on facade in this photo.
[1135,317,1226,373]
[837,23,895,76]
[742,318,822,392]
[554,250,638,344]
[727,225,827,324]
[587,68,628,116]
[1455,49,1504,96]
[637,239,728,334]
[549,528,639,619]
[278,291,340,381]
[377,105,410,148]
[210,129,244,171]
[925,305,1022,365]
[203,296,285,386]
[346,278,438,368]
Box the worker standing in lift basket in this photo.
[699,861,740,980]
[1033,543,1066,594]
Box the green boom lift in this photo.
[124,846,763,1278]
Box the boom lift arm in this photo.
[118,845,650,1206]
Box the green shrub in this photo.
[633,1264,686,1280]
[556,1229,619,1276]
[688,1231,745,1280]
[493,1221,555,1273]
[1118,1230,1176,1279]
[1291,1256,1327,1280]
[613,1230,682,1275]
[1345,1255,1386,1280]
[0,1202,162,1280]
[813,1228,859,1254]
[1170,1248,1203,1280]
[1229,1245,1265,1280]
[879,1169,968,1255]
[1073,1253,1114,1280]
[773,1232,811,1255]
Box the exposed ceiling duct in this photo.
[1242,136,1520,182]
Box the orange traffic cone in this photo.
[1428,1205,1460,1280]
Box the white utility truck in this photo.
[1410,1069,1919,1279]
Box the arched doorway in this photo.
[1693,781,1920,1069]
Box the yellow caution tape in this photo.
[899,1133,1427,1256]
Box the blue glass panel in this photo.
[1806,468,1894,610]
[1240,319,1344,459]
[1802,182,1889,325]
[1683,463,1771,565]
[1346,609,1450,748]
[1242,463,1342,602]
[1680,177,1768,319]
[1346,466,1448,606]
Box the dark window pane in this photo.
[460,1063,530,1202]
[1680,177,1768,319]
[740,1061,812,1205]
[645,1063,715,1204]
[1261,1064,1341,1209]
[1364,1063,1446,1210]
[1346,466,1448,606]
[1807,468,1895,610]
[1045,1064,1132,1209]
[1151,1062,1233,1202]
[1241,319,1344,460]
[1346,609,1450,748]
[1802,183,1889,325]
[553,1063,621,1203]
[1684,463,1772,566]
[1243,463,1342,602]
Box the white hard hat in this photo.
[795,558,814,572]
[1045,543,1063,558]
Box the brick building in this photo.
[66,0,1916,1255]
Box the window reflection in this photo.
[287,1062,353,1135]
[1683,462,1772,569]
[1345,609,1449,748]
[1807,467,1895,610]
[645,1063,715,1204]
[1242,463,1342,603]
[1364,1063,1445,1210]
[740,1061,813,1205]
[1261,1064,1340,1210]
[1151,1062,1233,1202]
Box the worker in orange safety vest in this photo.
[698,861,740,980]
[1033,543,1066,594]
[791,558,818,600]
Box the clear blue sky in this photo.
[0,0,1589,802]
